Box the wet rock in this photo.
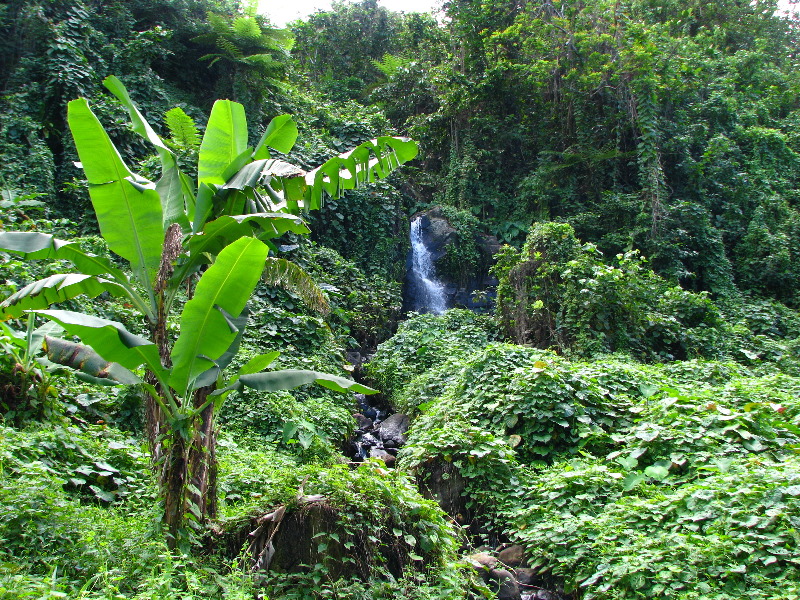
[418,459,469,522]
[514,568,538,586]
[369,448,396,467]
[345,351,362,367]
[353,413,373,431]
[378,413,409,448]
[403,206,501,312]
[360,433,379,447]
[498,544,527,568]
[529,591,561,600]
[489,568,521,600]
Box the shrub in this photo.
[492,222,723,360]
[365,310,493,404]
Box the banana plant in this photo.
[0,75,417,547]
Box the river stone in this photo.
[467,552,498,572]
[369,448,396,467]
[353,413,373,430]
[360,432,379,447]
[498,544,527,568]
[489,568,521,600]
[378,413,409,448]
[530,591,561,600]
[514,568,538,586]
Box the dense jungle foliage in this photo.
[1,0,799,598]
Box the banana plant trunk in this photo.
[151,224,219,547]
[158,390,219,548]
[188,387,218,520]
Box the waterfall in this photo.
[407,217,447,314]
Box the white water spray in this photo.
[408,217,447,314]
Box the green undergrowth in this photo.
[365,309,495,410]
[372,310,800,599]
[0,418,478,599]
[508,454,800,600]
[0,421,255,599]
[215,455,480,600]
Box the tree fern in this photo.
[232,16,261,41]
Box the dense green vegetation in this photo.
[1,0,799,598]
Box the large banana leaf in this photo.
[0,232,127,280]
[32,309,165,379]
[169,237,268,394]
[266,137,418,212]
[103,75,193,229]
[198,100,249,186]
[191,306,249,389]
[68,99,164,286]
[217,369,377,395]
[222,159,304,192]
[169,213,308,292]
[0,274,127,319]
[252,114,298,160]
[186,213,308,260]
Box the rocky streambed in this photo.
[343,393,567,600]
[347,393,409,468]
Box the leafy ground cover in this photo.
[371,310,800,599]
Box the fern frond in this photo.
[206,13,230,34]
[217,37,244,60]
[165,107,200,151]
[232,16,261,41]
[262,258,329,314]
[371,52,412,78]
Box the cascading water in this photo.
[407,217,448,314]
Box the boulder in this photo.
[514,568,538,586]
[530,591,561,600]
[467,552,498,572]
[353,413,373,431]
[489,568,521,600]
[498,544,527,568]
[378,413,409,448]
[369,448,396,467]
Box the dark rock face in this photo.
[378,413,410,448]
[353,413,373,431]
[417,459,470,524]
[514,568,538,586]
[403,206,500,312]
